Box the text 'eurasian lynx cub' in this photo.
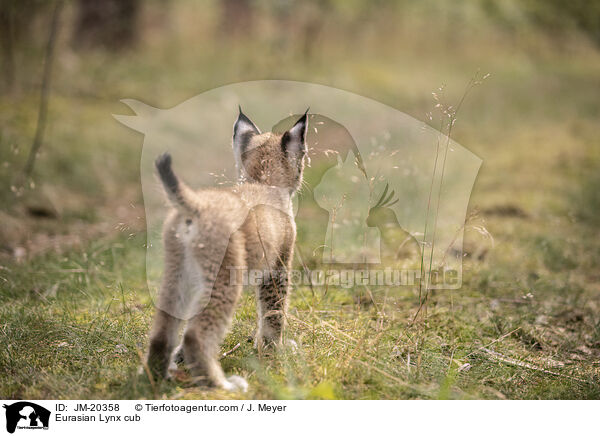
[147,108,308,392]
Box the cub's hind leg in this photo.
[147,257,184,379]
[183,236,247,392]
[147,218,186,379]
[147,310,181,379]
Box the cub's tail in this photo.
[155,153,198,216]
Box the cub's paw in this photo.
[170,344,184,366]
[285,339,299,354]
[138,364,173,381]
[222,375,248,393]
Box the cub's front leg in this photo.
[256,239,293,349]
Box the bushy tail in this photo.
[155,153,198,216]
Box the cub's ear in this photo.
[281,110,308,155]
[233,106,260,180]
[233,106,260,154]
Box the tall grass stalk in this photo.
[412,72,489,324]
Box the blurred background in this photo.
[1,0,599,254]
[1,0,600,399]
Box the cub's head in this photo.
[232,108,308,193]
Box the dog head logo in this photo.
[3,402,50,433]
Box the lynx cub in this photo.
[147,108,308,392]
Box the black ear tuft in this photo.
[233,108,261,180]
[281,111,308,154]
[234,106,260,140]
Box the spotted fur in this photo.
[146,109,308,391]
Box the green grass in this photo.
[1,0,600,399]
[1,225,599,399]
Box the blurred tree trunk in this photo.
[300,1,328,61]
[0,0,55,92]
[220,0,254,38]
[23,0,63,179]
[0,1,16,91]
[73,0,140,50]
